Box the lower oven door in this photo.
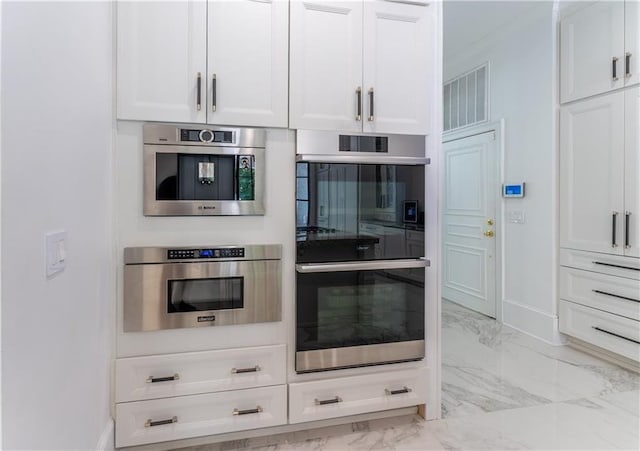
[295,259,426,373]
[124,260,281,332]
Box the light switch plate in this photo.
[45,230,67,277]
[507,211,525,224]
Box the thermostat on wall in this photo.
[503,183,525,198]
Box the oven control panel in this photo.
[167,248,245,260]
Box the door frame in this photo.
[443,120,504,322]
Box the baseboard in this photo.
[503,299,567,345]
[96,418,115,451]
[567,337,640,374]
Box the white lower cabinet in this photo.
[115,385,287,448]
[559,301,640,362]
[288,367,426,424]
[116,345,286,402]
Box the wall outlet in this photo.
[45,231,67,277]
[507,211,525,224]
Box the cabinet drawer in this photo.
[115,385,287,448]
[116,345,286,402]
[560,249,640,280]
[560,267,640,321]
[559,301,640,362]
[288,367,426,424]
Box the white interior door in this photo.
[442,132,497,318]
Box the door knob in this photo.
[487,219,494,225]
[484,230,494,237]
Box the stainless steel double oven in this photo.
[295,131,428,372]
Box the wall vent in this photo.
[443,63,489,132]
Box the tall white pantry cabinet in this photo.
[559,0,640,366]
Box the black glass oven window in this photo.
[168,277,244,313]
[156,153,254,201]
[296,162,425,262]
[296,268,424,352]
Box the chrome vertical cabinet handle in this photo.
[368,88,374,121]
[625,211,631,249]
[212,74,217,112]
[612,211,619,248]
[356,87,362,121]
[612,57,619,81]
[196,72,202,111]
[626,53,632,78]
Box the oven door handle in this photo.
[296,259,428,273]
[295,154,430,166]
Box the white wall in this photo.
[1,2,114,448]
[444,2,563,343]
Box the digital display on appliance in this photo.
[403,200,418,223]
[503,183,525,198]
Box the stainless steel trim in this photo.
[368,87,374,121]
[356,87,362,121]
[231,365,262,374]
[212,73,217,112]
[123,250,282,332]
[295,154,429,166]
[296,259,427,273]
[124,244,282,265]
[296,130,425,158]
[196,72,202,111]
[143,123,265,148]
[143,143,265,216]
[296,340,425,372]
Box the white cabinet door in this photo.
[289,0,363,132]
[560,92,625,255]
[625,0,639,86]
[207,0,288,127]
[625,87,640,257]
[560,1,625,103]
[363,0,431,135]
[117,1,207,123]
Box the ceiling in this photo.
[443,1,548,59]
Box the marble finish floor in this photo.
[177,301,640,450]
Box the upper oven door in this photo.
[144,144,265,216]
[296,160,425,263]
[123,259,281,332]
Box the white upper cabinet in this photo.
[117,0,288,127]
[363,1,431,135]
[560,91,625,255]
[560,1,625,104]
[625,87,640,257]
[207,0,288,127]
[117,1,207,123]
[289,0,432,135]
[625,0,639,87]
[289,1,363,132]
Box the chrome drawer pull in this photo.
[592,261,640,272]
[231,365,262,374]
[592,290,640,304]
[315,396,342,406]
[233,406,263,416]
[145,416,177,428]
[385,386,412,396]
[146,373,179,383]
[592,327,640,345]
